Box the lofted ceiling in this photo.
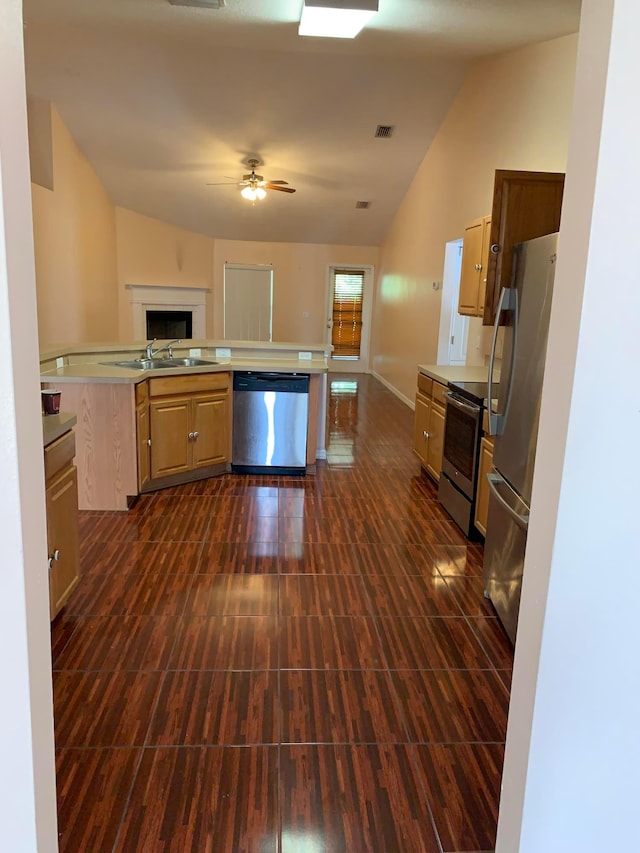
[22,0,581,246]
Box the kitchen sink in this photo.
[105,357,218,370]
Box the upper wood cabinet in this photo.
[483,169,565,325]
[458,215,491,317]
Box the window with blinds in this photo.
[331,269,364,359]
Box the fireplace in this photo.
[126,284,208,340]
[146,310,193,340]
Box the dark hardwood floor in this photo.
[52,373,513,852]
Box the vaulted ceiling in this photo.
[23,0,581,245]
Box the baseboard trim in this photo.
[370,371,414,410]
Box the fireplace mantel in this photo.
[126,284,209,339]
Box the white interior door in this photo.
[437,239,468,365]
[449,309,469,364]
[224,264,273,341]
[325,265,374,373]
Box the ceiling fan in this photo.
[207,158,296,200]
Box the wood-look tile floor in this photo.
[52,374,514,853]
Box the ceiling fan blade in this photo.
[265,183,296,193]
[265,180,288,185]
[206,181,239,186]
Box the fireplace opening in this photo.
[146,310,193,340]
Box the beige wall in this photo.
[31,106,119,347]
[115,207,215,340]
[371,34,578,401]
[213,239,378,344]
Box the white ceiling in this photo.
[22,0,581,246]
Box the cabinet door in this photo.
[137,403,151,491]
[458,218,484,315]
[47,464,80,618]
[150,397,191,478]
[483,170,565,325]
[474,437,494,536]
[413,393,431,465]
[191,392,230,469]
[477,216,492,313]
[426,402,446,482]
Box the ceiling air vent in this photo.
[375,125,394,139]
[169,0,225,8]
[355,201,371,209]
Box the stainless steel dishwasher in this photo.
[232,372,310,475]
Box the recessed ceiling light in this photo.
[299,0,378,39]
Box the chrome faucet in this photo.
[144,338,182,359]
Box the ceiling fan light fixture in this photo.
[298,0,378,39]
[241,185,267,201]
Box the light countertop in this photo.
[42,412,77,447]
[417,364,492,385]
[41,356,328,384]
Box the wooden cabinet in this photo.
[412,373,447,483]
[483,169,565,326]
[474,435,494,537]
[136,382,151,491]
[458,215,491,317]
[458,171,564,325]
[426,399,445,482]
[143,372,231,488]
[413,391,431,466]
[44,430,80,619]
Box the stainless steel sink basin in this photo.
[105,357,218,370]
[162,357,218,367]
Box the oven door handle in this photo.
[487,473,530,530]
[445,392,481,415]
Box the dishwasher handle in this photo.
[233,372,310,393]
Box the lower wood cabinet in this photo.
[474,435,494,536]
[413,373,447,483]
[141,372,231,489]
[44,430,80,619]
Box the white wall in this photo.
[498,0,640,849]
[0,1,58,849]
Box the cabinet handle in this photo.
[147,438,151,447]
[193,431,199,439]
[188,432,194,440]
[490,243,500,254]
[48,549,61,569]
[423,430,429,439]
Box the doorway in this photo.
[437,239,469,365]
[224,263,273,341]
[325,265,374,373]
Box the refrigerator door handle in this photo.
[488,286,517,435]
[487,473,530,530]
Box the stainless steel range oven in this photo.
[438,381,490,537]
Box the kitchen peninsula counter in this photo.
[40,340,329,511]
[41,339,329,383]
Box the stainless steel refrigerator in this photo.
[483,232,558,643]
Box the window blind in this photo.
[331,269,364,358]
